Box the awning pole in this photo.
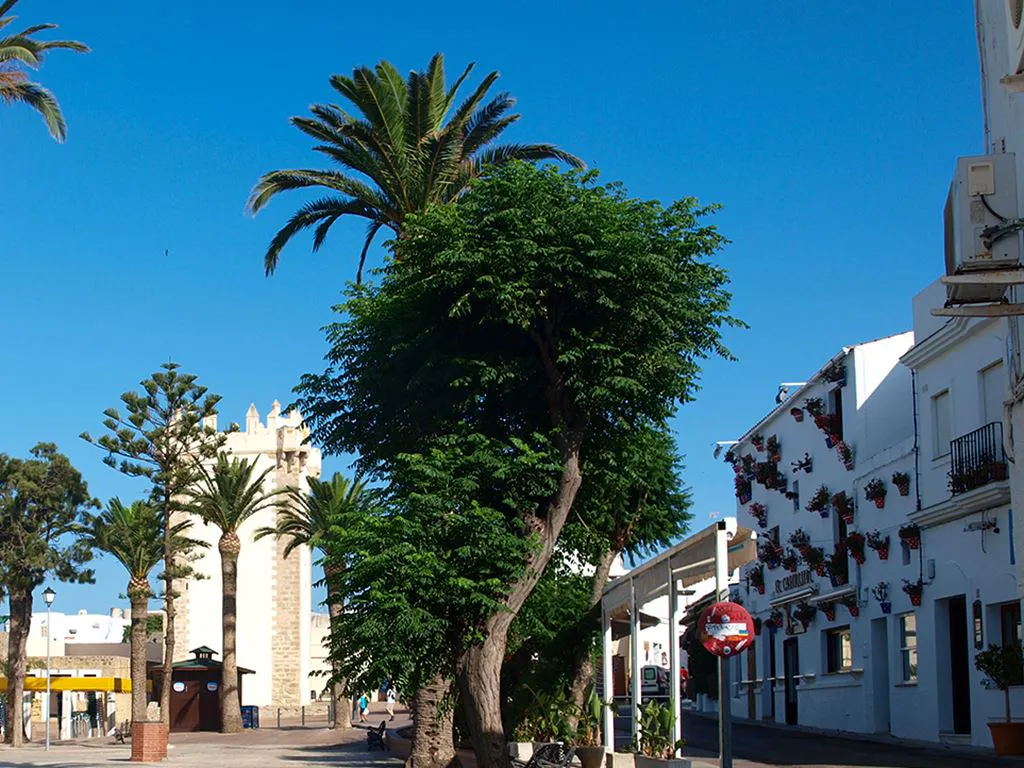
[716,521,732,768]
[630,577,641,746]
[668,561,682,755]
[601,603,614,753]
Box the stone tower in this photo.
[174,401,322,707]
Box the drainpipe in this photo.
[911,370,923,513]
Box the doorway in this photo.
[783,638,799,725]
[949,596,972,735]
[870,618,891,733]
[767,631,777,721]
[746,647,757,719]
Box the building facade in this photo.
[175,401,322,708]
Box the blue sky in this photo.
[2,2,981,615]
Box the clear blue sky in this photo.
[1,2,981,616]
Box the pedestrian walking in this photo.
[358,693,369,723]
[386,688,396,720]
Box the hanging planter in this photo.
[735,475,753,505]
[823,359,847,387]
[902,578,924,607]
[781,551,799,573]
[806,485,830,517]
[866,530,890,561]
[769,610,784,630]
[749,565,765,595]
[803,545,826,576]
[791,453,813,474]
[831,491,855,525]
[804,397,824,418]
[819,600,837,622]
[845,532,866,565]
[872,582,891,614]
[766,435,782,463]
[899,523,921,550]
[793,602,817,630]
[790,407,804,423]
[892,471,911,497]
[825,434,837,450]
[864,478,887,509]
[835,441,855,471]
[759,541,782,570]
[841,594,860,618]
[749,502,768,529]
[788,528,810,554]
[751,433,765,452]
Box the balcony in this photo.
[949,422,1008,495]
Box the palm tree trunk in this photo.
[4,586,32,746]
[219,533,244,733]
[128,585,150,723]
[325,577,349,730]
[408,675,456,768]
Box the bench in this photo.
[512,743,575,768]
[367,720,387,751]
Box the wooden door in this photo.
[171,679,200,732]
[199,678,221,732]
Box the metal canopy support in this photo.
[601,604,614,753]
[630,578,642,745]
[932,304,1024,317]
[941,269,1024,285]
[668,561,682,755]
[715,521,733,768]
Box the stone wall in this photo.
[271,453,304,707]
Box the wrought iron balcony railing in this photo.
[949,421,1008,495]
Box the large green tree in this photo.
[296,163,736,768]
[187,455,280,733]
[82,363,226,728]
[82,499,178,723]
[255,472,378,730]
[0,0,88,141]
[0,443,95,747]
[247,53,583,281]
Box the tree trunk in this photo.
[128,585,150,723]
[219,533,244,733]
[408,675,456,768]
[4,586,32,746]
[459,432,584,768]
[160,490,174,728]
[325,574,350,730]
[567,548,619,723]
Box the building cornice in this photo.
[908,482,1010,529]
[900,317,997,369]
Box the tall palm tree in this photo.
[255,473,379,729]
[188,455,281,733]
[247,53,584,281]
[0,0,88,141]
[82,499,173,723]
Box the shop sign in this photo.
[774,569,813,596]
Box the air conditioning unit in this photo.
[1009,0,1024,75]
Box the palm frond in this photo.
[263,197,382,276]
[0,80,65,140]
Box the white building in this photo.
[175,401,322,708]
[25,610,130,657]
[727,311,1022,748]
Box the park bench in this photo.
[511,742,576,768]
[367,719,387,751]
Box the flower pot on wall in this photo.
[877,548,889,561]
[873,497,885,509]
[879,601,891,615]
[909,593,922,607]
[791,408,804,422]
[988,722,1024,756]
[896,484,910,497]
[906,537,920,550]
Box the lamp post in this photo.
[43,587,55,751]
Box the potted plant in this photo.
[806,485,831,517]
[831,491,855,525]
[741,454,757,475]
[791,453,813,474]
[845,532,866,565]
[749,565,765,595]
[819,600,837,622]
[898,523,921,550]
[735,475,752,505]
[974,641,1024,755]
[633,700,687,768]
[769,609,784,630]
[766,435,781,463]
[573,686,611,768]
[751,433,765,452]
[840,593,860,618]
[866,530,890,560]
[872,582,891,614]
[804,397,824,418]
[790,406,804,422]
[864,478,887,509]
[788,528,811,556]
[902,578,924,607]
[835,441,855,470]
[779,550,798,573]
[804,546,827,577]
[793,602,817,630]
[758,540,781,570]
[749,502,768,528]
[823,360,847,386]
[892,471,911,497]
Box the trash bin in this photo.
[240,705,260,729]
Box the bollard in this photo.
[301,705,305,726]
[277,708,281,729]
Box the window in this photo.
[999,602,1023,686]
[898,613,918,683]
[901,540,911,566]
[791,480,800,512]
[825,626,853,673]
[828,388,844,441]
[981,361,1006,428]
[768,526,780,548]
[932,390,952,458]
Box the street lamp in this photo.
[42,587,55,751]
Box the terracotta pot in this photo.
[848,605,860,617]
[987,722,1024,756]
[906,537,920,550]
[877,548,889,561]
[897,484,910,497]
[841,513,854,525]
[791,408,804,422]
[819,508,830,519]
[756,583,765,595]
[823,609,836,622]
[909,593,922,607]
[815,563,827,576]
[880,601,892,614]
[577,746,607,768]
[873,497,885,509]
[852,554,865,565]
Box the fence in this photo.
[273,703,336,729]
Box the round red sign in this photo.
[698,601,755,657]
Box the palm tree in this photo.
[82,499,169,723]
[255,473,379,728]
[188,455,281,733]
[0,0,88,141]
[247,53,584,281]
